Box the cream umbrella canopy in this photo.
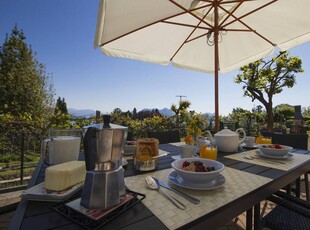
[94,0,310,132]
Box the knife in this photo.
[152,177,200,204]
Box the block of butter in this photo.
[45,161,86,191]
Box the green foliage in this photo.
[304,116,310,121]
[185,112,208,136]
[170,100,191,130]
[273,104,294,122]
[302,107,310,116]
[51,97,71,129]
[234,51,303,131]
[228,107,259,135]
[0,154,20,163]
[143,116,174,132]
[56,97,68,114]
[0,25,55,134]
[285,119,294,128]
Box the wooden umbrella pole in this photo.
[214,0,219,132]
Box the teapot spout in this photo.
[205,130,215,145]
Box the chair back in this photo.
[271,133,308,150]
[220,122,238,131]
[147,130,180,144]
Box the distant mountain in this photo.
[159,108,174,117]
[67,107,212,119]
[68,108,96,118]
[140,108,174,117]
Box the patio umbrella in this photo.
[94,0,310,132]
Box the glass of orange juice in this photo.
[200,144,217,160]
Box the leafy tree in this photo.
[171,100,191,129]
[302,106,310,116]
[132,108,137,119]
[0,25,55,134]
[51,97,70,129]
[56,97,68,114]
[234,51,303,131]
[273,104,294,123]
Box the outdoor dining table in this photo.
[9,142,310,230]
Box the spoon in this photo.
[145,176,186,210]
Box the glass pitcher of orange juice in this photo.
[199,144,217,160]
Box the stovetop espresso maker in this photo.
[80,115,128,210]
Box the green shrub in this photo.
[0,154,17,163]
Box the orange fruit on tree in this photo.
[185,135,192,144]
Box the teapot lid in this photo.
[215,127,238,136]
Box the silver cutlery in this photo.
[152,177,200,204]
[242,153,285,165]
[145,176,186,210]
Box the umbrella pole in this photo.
[214,1,219,132]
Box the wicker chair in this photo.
[147,130,180,144]
[261,191,310,230]
[271,133,309,201]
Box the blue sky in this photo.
[1,0,309,116]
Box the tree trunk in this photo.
[266,104,274,132]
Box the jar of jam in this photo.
[134,138,159,171]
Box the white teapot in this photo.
[205,127,246,152]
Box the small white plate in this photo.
[171,155,181,160]
[171,155,199,160]
[21,182,83,202]
[241,143,259,149]
[168,171,225,190]
[256,150,293,160]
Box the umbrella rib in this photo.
[161,21,212,31]
[219,0,245,28]
[169,2,214,61]
[218,4,275,46]
[169,0,214,28]
[222,0,277,28]
[99,1,212,47]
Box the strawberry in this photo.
[274,144,282,149]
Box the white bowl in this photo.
[258,144,292,157]
[171,158,224,184]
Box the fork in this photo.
[242,153,285,165]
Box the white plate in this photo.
[20,182,83,202]
[171,155,181,160]
[168,171,225,190]
[171,155,199,160]
[256,150,293,160]
[241,143,259,149]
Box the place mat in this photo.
[224,149,310,171]
[124,167,271,229]
[123,149,169,161]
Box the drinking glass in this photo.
[200,144,217,160]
